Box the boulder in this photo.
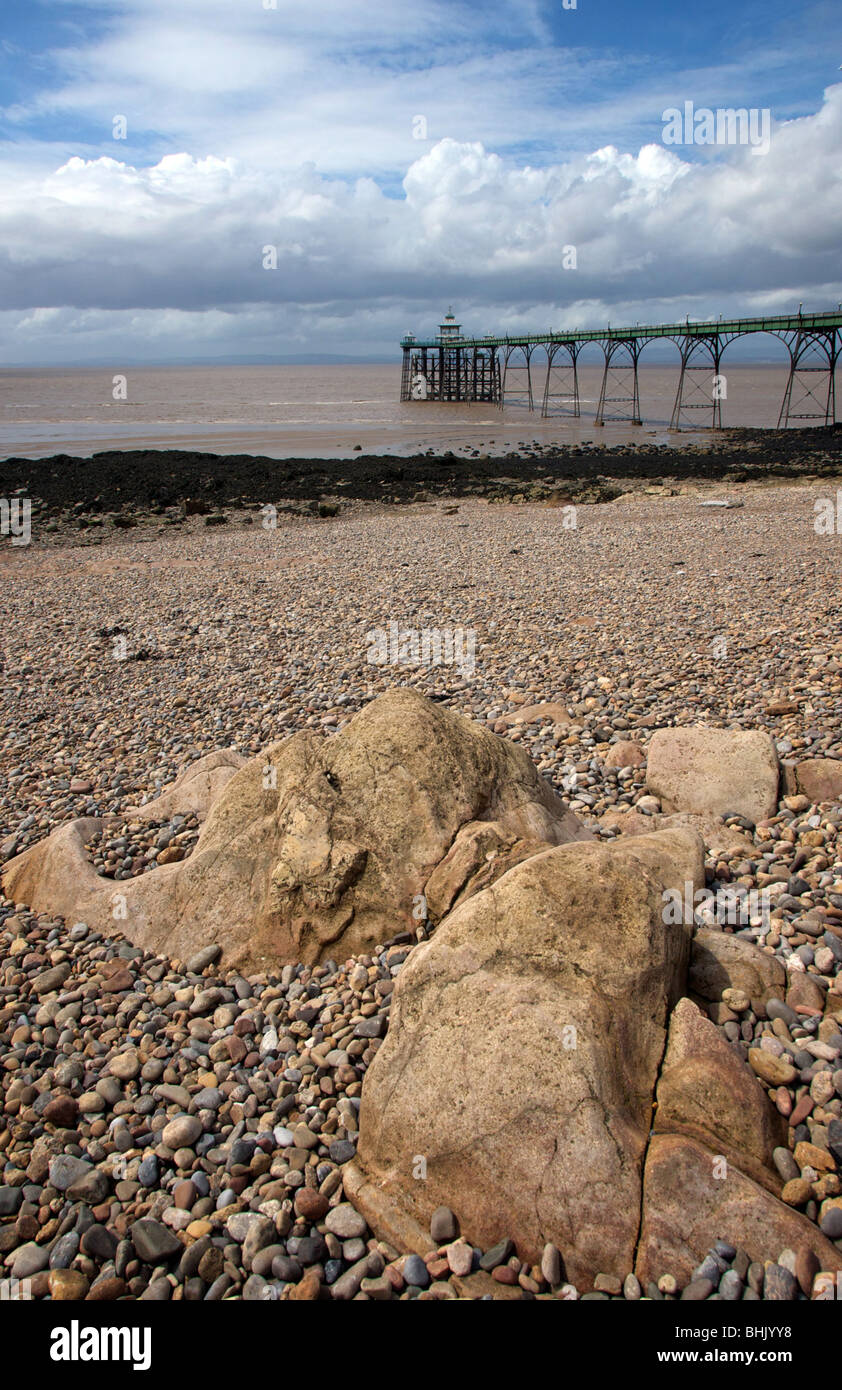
[689,929,787,1011]
[653,998,786,1193]
[345,826,705,1288]
[636,1135,842,1287]
[603,741,646,769]
[792,759,842,804]
[646,728,779,823]
[2,690,589,972]
[2,817,114,940]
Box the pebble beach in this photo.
[2,450,842,1301]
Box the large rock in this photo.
[636,1135,842,1287]
[690,928,787,1011]
[653,998,786,1194]
[345,827,705,1288]
[2,690,589,972]
[646,727,779,823]
[792,759,842,804]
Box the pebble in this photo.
[161,1114,203,1149]
[403,1253,430,1288]
[763,1265,798,1300]
[719,1270,743,1300]
[445,1238,474,1277]
[773,1147,800,1183]
[48,1155,92,1191]
[11,1242,49,1279]
[1,488,842,1303]
[820,1207,842,1238]
[48,1269,90,1300]
[430,1206,458,1243]
[681,1277,715,1301]
[540,1241,562,1286]
[186,945,222,973]
[130,1219,183,1264]
[0,1187,22,1217]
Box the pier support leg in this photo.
[502,345,534,411]
[400,348,413,402]
[595,339,642,426]
[778,329,839,426]
[670,334,725,430]
[541,343,580,418]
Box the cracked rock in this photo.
[345,826,704,1288]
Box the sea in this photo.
[0,362,816,460]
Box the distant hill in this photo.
[0,353,396,369]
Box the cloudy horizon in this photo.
[1,0,841,365]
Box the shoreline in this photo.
[1,425,840,545]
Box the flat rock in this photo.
[31,963,71,996]
[130,1219,183,1264]
[11,1242,50,1279]
[794,759,842,803]
[646,727,779,823]
[48,1154,92,1191]
[324,1203,367,1240]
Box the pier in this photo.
[400,308,842,427]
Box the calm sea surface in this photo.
[0,362,815,459]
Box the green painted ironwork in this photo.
[401,310,842,351]
[400,309,841,425]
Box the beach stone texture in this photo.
[2,689,590,972]
[124,749,246,822]
[346,826,705,1288]
[646,727,780,823]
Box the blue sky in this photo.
[0,0,840,362]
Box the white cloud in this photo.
[1,0,841,363]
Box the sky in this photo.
[0,0,840,364]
